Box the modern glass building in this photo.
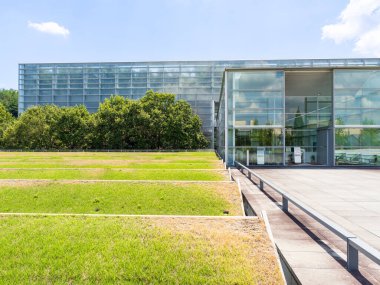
[19,59,380,166]
[18,60,272,145]
[216,59,380,166]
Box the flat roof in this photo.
[18,58,380,67]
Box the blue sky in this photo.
[1,0,379,89]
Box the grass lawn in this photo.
[0,162,218,169]
[0,168,226,181]
[0,151,283,284]
[0,152,221,169]
[0,216,283,285]
[0,181,241,215]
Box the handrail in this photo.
[235,160,380,272]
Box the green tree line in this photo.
[0,90,208,150]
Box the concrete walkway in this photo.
[254,169,380,251]
[232,168,380,285]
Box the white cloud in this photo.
[321,0,380,56]
[354,24,380,56]
[28,21,70,37]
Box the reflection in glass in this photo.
[235,129,283,147]
[334,70,380,126]
[335,109,380,125]
[335,128,380,147]
[234,147,283,165]
[335,128,380,165]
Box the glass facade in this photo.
[19,59,380,158]
[216,60,380,166]
[334,70,380,165]
[20,61,234,144]
[284,71,333,165]
[223,71,285,165]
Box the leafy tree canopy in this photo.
[1,91,209,150]
[0,89,18,117]
[0,103,14,142]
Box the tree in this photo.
[122,100,150,149]
[334,117,349,147]
[0,103,14,146]
[53,105,91,149]
[141,90,208,149]
[166,100,208,149]
[3,105,62,149]
[0,89,18,117]
[140,90,174,149]
[250,128,275,146]
[2,90,208,150]
[92,91,208,150]
[92,96,150,149]
[359,119,379,146]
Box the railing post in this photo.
[282,195,288,212]
[236,160,380,272]
[259,180,264,190]
[228,167,233,181]
[347,238,359,271]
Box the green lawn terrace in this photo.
[0,151,221,169]
[0,151,231,214]
[0,151,283,284]
[0,151,227,180]
[0,216,283,285]
[0,168,226,181]
[0,181,241,216]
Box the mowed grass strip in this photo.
[0,181,240,215]
[0,216,283,285]
[0,152,221,169]
[0,162,219,169]
[0,151,217,159]
[0,168,226,181]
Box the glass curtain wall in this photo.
[20,59,380,151]
[334,70,380,165]
[19,62,226,145]
[285,71,333,165]
[220,70,285,165]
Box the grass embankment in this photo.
[0,216,283,285]
[0,152,221,169]
[0,181,240,215]
[0,152,226,180]
[0,151,283,284]
[0,168,226,181]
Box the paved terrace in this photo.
[254,169,380,251]
[232,168,380,284]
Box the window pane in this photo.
[235,129,283,146]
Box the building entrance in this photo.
[284,70,333,166]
